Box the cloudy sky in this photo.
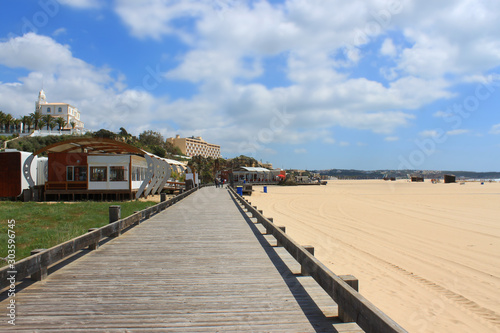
[1,0,499,171]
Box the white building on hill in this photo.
[35,89,84,130]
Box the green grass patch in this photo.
[0,201,157,266]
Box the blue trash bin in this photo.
[263,186,267,193]
[236,186,243,195]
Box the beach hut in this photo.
[444,174,456,183]
[411,176,424,182]
[0,150,47,200]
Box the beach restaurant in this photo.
[229,166,285,184]
[20,138,191,201]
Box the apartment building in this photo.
[167,135,221,158]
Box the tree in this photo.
[138,130,164,147]
[188,155,218,184]
[119,127,129,137]
[70,121,76,132]
[151,145,166,158]
[49,119,57,131]
[93,128,116,139]
[55,117,67,131]
[42,114,53,130]
[3,113,14,133]
[13,118,22,133]
[24,116,33,132]
[38,120,46,131]
[30,111,43,130]
[0,111,5,132]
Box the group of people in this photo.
[214,178,226,188]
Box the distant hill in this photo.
[313,169,500,180]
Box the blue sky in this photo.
[1,0,499,171]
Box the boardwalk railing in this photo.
[0,186,202,290]
[228,186,407,333]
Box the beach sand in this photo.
[248,180,500,333]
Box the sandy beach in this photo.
[248,180,500,333]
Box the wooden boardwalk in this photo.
[1,187,361,332]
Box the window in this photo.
[67,166,74,181]
[131,167,138,181]
[58,107,62,113]
[67,166,88,181]
[110,166,127,181]
[74,166,87,181]
[132,166,147,181]
[47,107,51,113]
[90,167,107,181]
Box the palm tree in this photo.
[24,116,33,133]
[42,114,53,131]
[21,116,27,133]
[38,120,46,131]
[13,118,22,133]
[4,113,14,133]
[30,111,43,130]
[55,117,67,131]
[0,111,5,132]
[70,121,76,134]
[49,119,57,131]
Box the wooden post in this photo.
[88,228,99,250]
[30,249,47,281]
[276,226,286,246]
[160,192,166,202]
[134,211,141,225]
[109,205,121,223]
[301,246,314,276]
[109,205,121,237]
[338,275,359,323]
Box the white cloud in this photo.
[490,124,500,135]
[380,38,396,57]
[419,130,439,138]
[57,0,102,9]
[384,136,399,142]
[114,0,207,40]
[446,129,470,136]
[389,1,500,79]
[294,148,307,154]
[52,28,67,37]
[433,110,452,118]
[339,141,350,147]
[323,137,336,144]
